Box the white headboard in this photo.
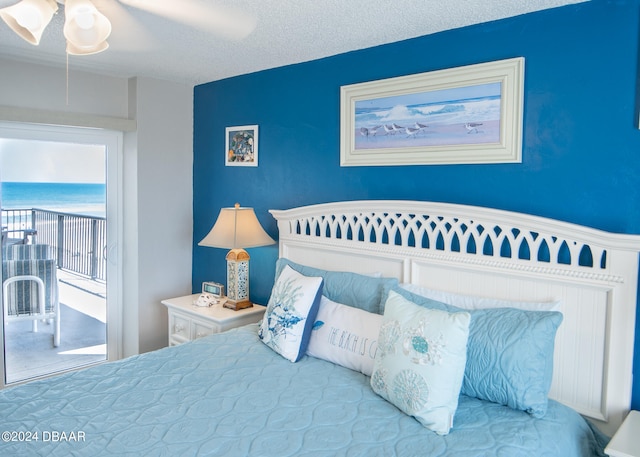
[270,200,640,435]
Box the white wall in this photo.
[0,58,193,356]
[0,59,129,117]
[126,76,193,354]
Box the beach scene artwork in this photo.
[354,82,502,151]
[341,57,523,166]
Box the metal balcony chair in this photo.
[2,245,60,347]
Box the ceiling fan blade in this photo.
[94,0,156,51]
[119,0,257,40]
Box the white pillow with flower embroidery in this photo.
[258,265,324,362]
[370,290,470,435]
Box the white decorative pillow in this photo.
[258,265,323,362]
[307,296,383,376]
[371,290,470,435]
[399,283,560,311]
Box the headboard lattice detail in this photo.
[290,209,606,271]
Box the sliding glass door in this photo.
[0,123,122,385]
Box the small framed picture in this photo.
[225,125,258,166]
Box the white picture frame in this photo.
[340,58,524,166]
[225,125,258,167]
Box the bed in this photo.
[2,200,639,456]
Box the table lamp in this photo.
[199,203,275,310]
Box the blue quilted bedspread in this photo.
[0,324,608,456]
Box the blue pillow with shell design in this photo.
[371,290,470,435]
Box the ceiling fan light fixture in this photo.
[63,0,111,53]
[74,7,95,30]
[0,0,58,45]
[66,38,108,55]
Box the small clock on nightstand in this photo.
[161,294,266,346]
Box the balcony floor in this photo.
[4,270,106,384]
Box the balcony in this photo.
[2,208,107,281]
[2,208,107,384]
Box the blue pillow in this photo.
[393,287,563,418]
[275,258,398,314]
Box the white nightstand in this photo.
[605,410,640,457]
[161,294,266,346]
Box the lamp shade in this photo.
[63,0,111,54]
[0,0,57,45]
[199,204,275,249]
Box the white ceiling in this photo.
[0,0,587,86]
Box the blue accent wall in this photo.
[193,0,640,409]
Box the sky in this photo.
[0,138,106,184]
[356,82,502,112]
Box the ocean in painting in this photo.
[1,182,106,217]
[354,82,502,150]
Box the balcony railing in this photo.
[1,208,107,282]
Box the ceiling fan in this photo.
[0,0,257,56]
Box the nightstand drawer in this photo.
[192,319,216,340]
[169,313,190,343]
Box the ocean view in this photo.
[1,182,106,217]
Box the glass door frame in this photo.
[0,122,123,386]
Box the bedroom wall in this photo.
[192,1,640,409]
[124,77,194,355]
[0,60,194,356]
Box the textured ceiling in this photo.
[0,0,587,86]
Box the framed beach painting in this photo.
[340,57,524,166]
[226,125,258,167]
